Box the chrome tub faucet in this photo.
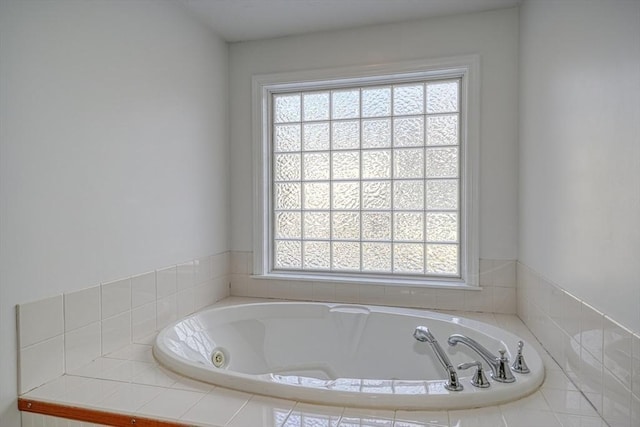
[447,334,516,383]
[413,326,463,391]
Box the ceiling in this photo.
[181,0,521,42]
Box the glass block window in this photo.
[271,79,461,278]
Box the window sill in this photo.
[250,272,481,291]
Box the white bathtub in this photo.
[153,301,544,410]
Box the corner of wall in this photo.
[15,252,231,396]
[516,262,639,426]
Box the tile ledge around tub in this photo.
[18,299,609,427]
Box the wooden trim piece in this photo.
[18,398,191,427]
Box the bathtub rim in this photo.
[153,299,545,410]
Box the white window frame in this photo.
[252,55,480,288]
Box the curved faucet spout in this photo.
[447,334,515,383]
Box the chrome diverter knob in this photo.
[511,340,530,374]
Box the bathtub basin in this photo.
[153,301,544,409]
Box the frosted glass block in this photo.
[303,241,330,270]
[362,181,391,210]
[362,87,391,118]
[332,212,360,240]
[393,84,424,116]
[394,243,424,273]
[362,119,391,148]
[275,211,301,239]
[274,153,301,181]
[362,150,391,179]
[303,182,330,209]
[362,243,392,272]
[426,81,458,114]
[332,151,360,180]
[394,212,424,241]
[332,182,360,210]
[274,124,301,152]
[426,213,458,242]
[303,212,330,239]
[275,240,301,269]
[393,117,424,147]
[426,244,458,275]
[332,121,360,150]
[394,181,424,210]
[426,147,458,178]
[427,114,458,146]
[303,152,330,180]
[274,94,301,123]
[426,180,458,210]
[332,90,360,119]
[362,212,391,241]
[332,242,360,270]
[303,92,330,121]
[303,122,330,151]
[394,148,424,179]
[275,183,301,210]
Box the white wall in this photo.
[519,0,640,333]
[229,7,520,261]
[0,1,229,425]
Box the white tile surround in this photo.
[21,298,611,427]
[517,262,640,427]
[18,255,638,426]
[16,253,230,396]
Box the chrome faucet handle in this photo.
[458,361,490,388]
[511,340,530,374]
[495,349,516,383]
